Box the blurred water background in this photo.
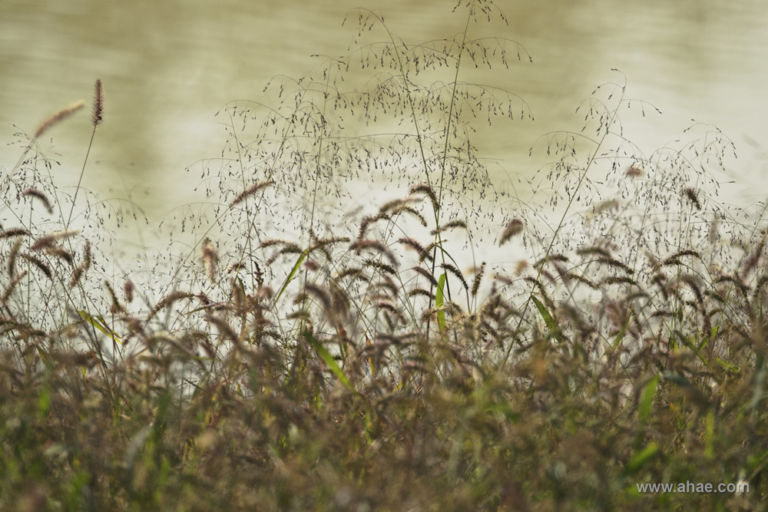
[1,0,767,263]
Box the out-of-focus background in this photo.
[2,0,767,243]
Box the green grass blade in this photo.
[625,441,659,474]
[676,331,715,372]
[715,358,739,374]
[749,354,766,411]
[304,330,355,393]
[638,375,660,423]
[699,325,719,350]
[275,248,308,303]
[610,305,633,351]
[704,409,715,459]
[77,310,120,343]
[531,295,562,342]
[435,272,447,333]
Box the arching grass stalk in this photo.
[498,79,626,371]
[9,100,85,177]
[218,89,311,298]
[2,101,87,322]
[302,64,333,296]
[65,80,102,232]
[367,7,473,339]
[427,11,472,320]
[3,100,85,340]
[365,10,432,192]
[7,85,101,332]
[163,88,309,334]
[291,62,333,376]
[362,10,436,343]
[225,109,258,296]
[56,80,115,389]
[11,80,118,402]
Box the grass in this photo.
[1,1,767,510]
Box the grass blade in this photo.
[531,295,563,342]
[304,330,355,394]
[624,441,659,474]
[435,272,447,333]
[638,375,660,423]
[77,310,120,343]
[275,248,308,303]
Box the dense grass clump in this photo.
[1,1,767,510]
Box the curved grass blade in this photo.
[610,305,634,352]
[304,330,355,394]
[638,375,660,423]
[78,310,120,343]
[531,295,563,342]
[435,272,447,333]
[624,441,659,475]
[275,248,308,303]
[365,336,376,377]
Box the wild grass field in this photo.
[1,1,766,510]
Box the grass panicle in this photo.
[33,100,85,139]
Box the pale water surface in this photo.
[2,0,767,259]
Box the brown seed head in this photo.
[22,188,53,214]
[93,79,103,126]
[499,219,524,246]
[124,280,134,303]
[625,165,644,178]
[683,187,702,210]
[34,100,85,139]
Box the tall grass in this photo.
[1,1,766,510]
